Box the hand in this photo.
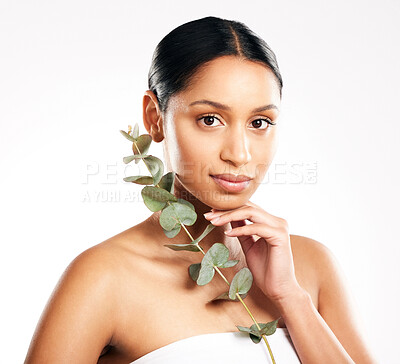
[204,201,304,303]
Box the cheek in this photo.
[177,139,216,185]
[252,133,278,180]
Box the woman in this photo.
[25,16,377,363]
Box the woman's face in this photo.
[160,55,281,210]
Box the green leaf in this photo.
[142,198,166,212]
[177,198,195,210]
[141,186,177,212]
[236,325,252,334]
[134,134,152,156]
[162,225,181,238]
[123,154,148,164]
[144,155,164,185]
[172,202,197,226]
[191,223,215,245]
[120,130,135,142]
[202,243,230,268]
[258,318,280,336]
[132,123,139,139]
[159,202,196,231]
[196,264,215,286]
[159,172,175,193]
[196,243,229,286]
[189,263,201,281]
[220,260,239,268]
[236,319,280,344]
[250,333,262,344]
[237,325,263,344]
[123,175,154,185]
[164,243,200,252]
[159,205,179,231]
[142,186,177,203]
[229,267,253,300]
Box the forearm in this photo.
[274,289,355,364]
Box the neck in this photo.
[149,174,241,255]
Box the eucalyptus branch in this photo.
[120,124,280,363]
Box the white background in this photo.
[1,1,399,362]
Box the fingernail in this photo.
[210,216,220,223]
[204,212,214,218]
[224,229,232,234]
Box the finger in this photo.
[207,206,282,228]
[230,219,256,255]
[225,223,284,247]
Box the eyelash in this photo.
[197,114,276,130]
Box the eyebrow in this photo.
[188,99,279,112]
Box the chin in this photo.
[207,195,252,211]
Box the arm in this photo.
[24,247,117,363]
[274,238,378,364]
[205,205,378,363]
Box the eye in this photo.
[197,114,276,129]
[197,114,223,127]
[250,118,276,130]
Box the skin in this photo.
[24,56,378,363]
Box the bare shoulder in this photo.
[288,234,332,309]
[290,233,330,260]
[25,226,145,363]
[289,234,378,363]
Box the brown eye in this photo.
[198,114,222,127]
[251,118,276,129]
[203,116,216,126]
[252,119,263,128]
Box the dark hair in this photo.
[148,16,283,113]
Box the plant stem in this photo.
[236,293,276,364]
[134,139,276,363]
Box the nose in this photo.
[220,124,251,168]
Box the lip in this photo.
[210,174,252,193]
[212,174,252,182]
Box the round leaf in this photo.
[142,186,178,203]
[202,243,230,268]
[133,134,152,156]
[177,198,195,210]
[142,186,177,212]
[144,155,164,185]
[123,175,154,185]
[159,205,180,231]
[162,225,181,238]
[229,267,253,300]
[123,154,148,164]
[159,172,175,193]
[189,263,201,281]
[220,260,239,268]
[170,202,197,226]
[197,264,215,286]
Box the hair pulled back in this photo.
[148,16,283,113]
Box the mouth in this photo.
[210,174,252,193]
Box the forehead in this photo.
[169,55,281,112]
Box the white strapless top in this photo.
[130,328,300,363]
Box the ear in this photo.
[142,90,164,143]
